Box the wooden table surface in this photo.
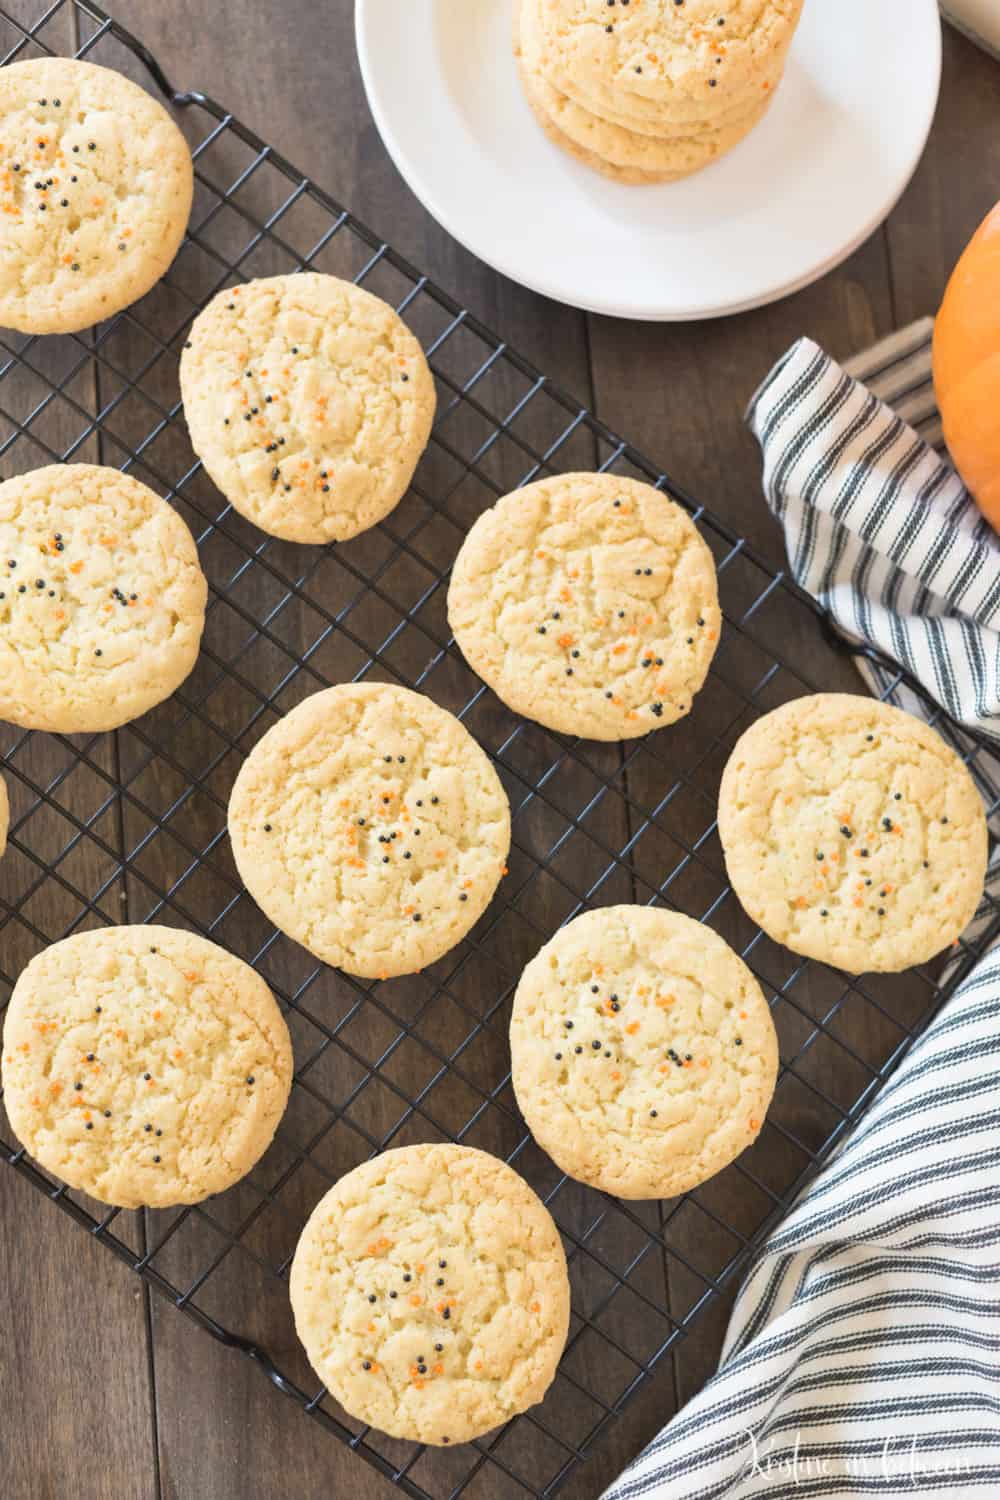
[1,5,998,1499]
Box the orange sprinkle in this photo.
[502,865,509,876]
[535,550,546,560]
[435,1362,444,1375]
[532,1302,541,1312]
[749,1117,760,1131]
[409,1294,422,1306]
[557,633,573,649]
[739,1011,748,1020]
[612,1069,621,1080]
[625,1022,639,1035]
[474,1361,483,1371]
[416,1263,426,1274]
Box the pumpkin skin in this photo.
[932,202,1000,531]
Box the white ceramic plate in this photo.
[355,0,942,321]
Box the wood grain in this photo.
[0,6,995,1500]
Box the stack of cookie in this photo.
[514,0,805,185]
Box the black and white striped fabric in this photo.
[603,325,1000,1500]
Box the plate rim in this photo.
[355,0,943,322]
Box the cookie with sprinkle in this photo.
[448,473,720,740]
[515,0,776,182]
[180,272,436,544]
[1,925,292,1209]
[0,58,192,334]
[510,906,777,1199]
[227,684,511,978]
[718,694,989,973]
[529,0,803,136]
[0,463,206,732]
[290,1144,570,1445]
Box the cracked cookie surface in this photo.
[0,463,207,732]
[448,473,719,740]
[510,906,777,1199]
[1,925,293,1209]
[227,684,511,979]
[530,0,803,133]
[718,695,989,973]
[516,0,774,179]
[180,273,436,544]
[0,58,192,334]
[290,1144,570,1445]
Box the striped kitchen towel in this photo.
[603,324,1000,1500]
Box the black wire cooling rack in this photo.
[1,4,999,1498]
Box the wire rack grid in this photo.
[1,4,998,1499]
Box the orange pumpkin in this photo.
[932,200,1000,531]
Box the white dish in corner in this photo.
[355,0,942,321]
